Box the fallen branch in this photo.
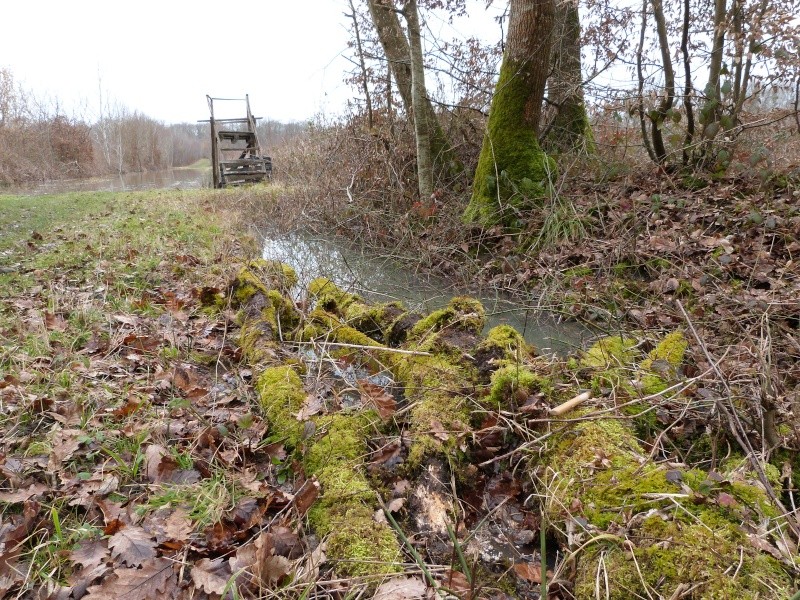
[296,340,432,356]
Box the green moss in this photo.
[478,324,532,357]
[230,260,297,307]
[546,414,794,598]
[410,296,486,338]
[465,55,556,228]
[255,366,306,447]
[394,352,471,470]
[303,412,401,577]
[321,504,401,577]
[308,277,361,315]
[563,265,593,279]
[639,331,687,395]
[488,364,552,409]
[580,336,639,369]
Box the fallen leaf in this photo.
[83,558,175,600]
[191,557,232,595]
[44,312,68,332]
[108,526,157,566]
[374,576,427,599]
[358,380,396,421]
[513,562,552,583]
[294,392,324,420]
[293,478,320,516]
[442,569,471,596]
[70,538,109,570]
[0,482,48,504]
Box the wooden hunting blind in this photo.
[203,95,272,188]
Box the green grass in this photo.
[0,187,261,594]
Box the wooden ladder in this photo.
[205,95,273,188]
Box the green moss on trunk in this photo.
[465,57,556,228]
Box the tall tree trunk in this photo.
[650,0,676,163]
[366,0,458,186]
[366,0,413,112]
[404,0,433,201]
[700,0,727,143]
[465,0,556,228]
[543,0,594,154]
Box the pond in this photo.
[261,229,592,354]
[6,167,211,196]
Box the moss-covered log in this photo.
[229,259,299,362]
[543,413,794,598]
[235,270,797,593]
[255,364,402,577]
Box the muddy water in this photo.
[262,230,591,354]
[7,167,211,196]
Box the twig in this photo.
[296,340,431,356]
[549,390,592,417]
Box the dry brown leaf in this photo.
[358,380,396,421]
[442,569,471,596]
[513,562,552,583]
[295,392,324,420]
[108,526,157,567]
[293,478,320,517]
[48,428,82,470]
[0,482,48,503]
[83,558,175,600]
[254,531,292,586]
[70,538,109,570]
[191,557,232,595]
[44,311,68,331]
[144,444,168,483]
[374,577,427,599]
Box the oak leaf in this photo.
[191,557,232,595]
[358,380,396,421]
[108,526,157,566]
[83,558,175,600]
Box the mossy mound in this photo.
[308,277,361,315]
[545,414,794,598]
[474,324,535,382]
[256,365,306,448]
[487,364,552,409]
[639,330,687,394]
[580,335,638,369]
[409,296,486,339]
[230,259,297,308]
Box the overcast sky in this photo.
[1,1,504,125]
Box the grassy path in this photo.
[0,189,268,596]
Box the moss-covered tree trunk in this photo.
[543,0,595,154]
[465,0,557,228]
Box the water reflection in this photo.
[8,168,210,196]
[261,229,590,354]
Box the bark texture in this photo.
[543,0,594,154]
[366,0,458,190]
[405,0,433,200]
[465,0,556,227]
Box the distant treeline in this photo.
[0,67,306,185]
